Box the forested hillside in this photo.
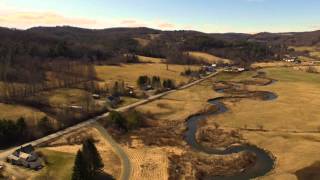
[0,26,295,65]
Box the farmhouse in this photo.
[92,94,101,99]
[224,66,246,72]
[237,67,246,72]
[283,55,298,62]
[143,85,154,91]
[107,95,121,106]
[202,65,216,73]
[7,145,42,170]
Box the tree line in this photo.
[137,75,176,90]
[107,111,143,132]
[0,116,57,148]
[0,46,97,101]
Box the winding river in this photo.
[185,79,277,180]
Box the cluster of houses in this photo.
[92,94,121,107]
[282,55,299,63]
[7,145,43,170]
[201,63,247,74]
[223,66,246,72]
[201,64,217,74]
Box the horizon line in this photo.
[1,25,319,35]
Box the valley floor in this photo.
[3,65,320,180]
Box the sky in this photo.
[0,0,319,33]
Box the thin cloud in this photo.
[0,9,179,30]
[158,23,175,29]
[0,11,99,28]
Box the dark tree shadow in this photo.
[295,161,320,180]
[94,171,115,180]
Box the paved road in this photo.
[93,123,131,180]
[0,71,220,179]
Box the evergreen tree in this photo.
[82,138,104,177]
[109,111,127,130]
[137,75,150,88]
[163,79,175,89]
[112,81,119,96]
[16,117,27,139]
[72,150,89,180]
[37,116,54,135]
[151,76,161,89]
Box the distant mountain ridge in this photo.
[1,26,319,46]
[0,26,319,65]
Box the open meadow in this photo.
[95,62,201,87]
[115,66,320,179]
[186,51,232,64]
[205,67,320,179]
[0,103,47,124]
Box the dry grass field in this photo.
[292,66,320,73]
[291,46,320,59]
[133,34,160,47]
[118,79,223,179]
[131,67,320,179]
[0,103,47,123]
[204,67,320,179]
[291,46,318,52]
[136,78,219,122]
[186,51,232,64]
[251,61,292,68]
[35,88,93,107]
[123,145,171,180]
[134,38,150,47]
[95,63,201,87]
[137,55,164,63]
[33,127,121,180]
[4,64,320,179]
[251,60,317,69]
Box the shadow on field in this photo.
[295,161,320,180]
[94,171,115,180]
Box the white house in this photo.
[283,56,298,62]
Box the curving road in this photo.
[93,122,132,180]
[0,71,221,180]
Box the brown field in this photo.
[298,56,317,62]
[292,66,320,73]
[251,61,294,68]
[186,51,232,64]
[123,79,219,179]
[36,88,93,107]
[291,46,320,59]
[134,38,150,47]
[95,63,201,87]
[291,46,319,52]
[126,67,320,179]
[136,78,219,122]
[204,67,320,179]
[3,63,320,179]
[138,55,164,63]
[251,60,317,69]
[133,34,160,47]
[0,103,47,123]
[310,51,320,59]
[123,145,171,180]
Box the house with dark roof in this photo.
[7,145,42,170]
[107,95,121,107]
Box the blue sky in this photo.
[0,0,319,33]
